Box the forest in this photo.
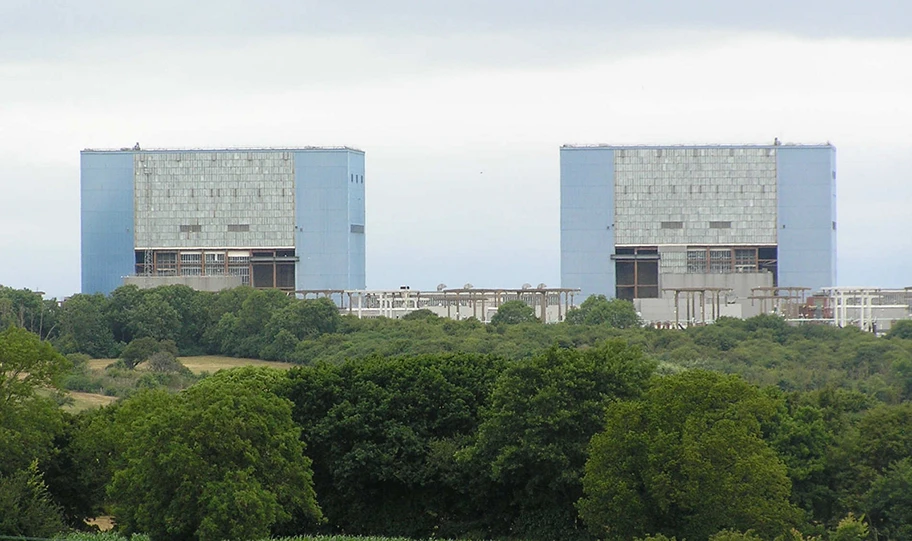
[2,283,912,541]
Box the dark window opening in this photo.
[252,264,274,288]
[179,224,202,233]
[615,247,659,299]
[276,263,295,289]
[661,221,684,229]
[709,221,732,229]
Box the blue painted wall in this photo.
[560,147,616,299]
[294,149,365,291]
[347,151,366,289]
[777,146,837,292]
[80,152,135,294]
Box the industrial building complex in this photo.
[78,141,910,332]
[80,147,365,295]
[560,143,838,322]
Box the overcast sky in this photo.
[1,1,910,298]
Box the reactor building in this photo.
[560,143,836,321]
[81,147,365,295]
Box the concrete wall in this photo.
[560,147,616,299]
[133,151,295,249]
[636,297,744,325]
[81,152,135,294]
[123,275,242,291]
[777,146,837,291]
[660,271,774,301]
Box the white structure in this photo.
[299,286,581,323]
[817,287,912,333]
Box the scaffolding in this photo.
[298,286,581,323]
[663,287,732,328]
[820,287,912,332]
[749,287,811,319]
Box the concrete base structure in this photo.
[124,275,243,292]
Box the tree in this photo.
[401,309,440,321]
[854,403,912,474]
[0,286,60,340]
[708,531,764,541]
[566,295,641,328]
[41,408,116,527]
[56,294,118,358]
[120,337,179,369]
[579,371,800,541]
[0,327,69,531]
[108,367,322,540]
[0,326,70,406]
[282,353,506,538]
[886,320,912,340]
[0,461,66,537]
[146,350,189,374]
[265,298,341,340]
[829,513,869,541]
[490,300,538,325]
[261,298,342,360]
[462,342,654,539]
[864,458,912,541]
[128,292,181,342]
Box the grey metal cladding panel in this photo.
[777,147,836,290]
[133,151,294,248]
[560,148,615,298]
[614,147,777,245]
[81,152,135,294]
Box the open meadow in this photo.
[64,355,295,411]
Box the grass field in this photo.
[65,391,119,412]
[67,355,295,411]
[176,355,295,374]
[87,355,295,374]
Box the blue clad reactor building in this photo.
[560,144,836,309]
[81,147,366,295]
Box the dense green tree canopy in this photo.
[0,327,70,534]
[464,341,654,539]
[0,461,66,537]
[282,353,505,538]
[566,295,642,328]
[490,299,539,325]
[864,458,912,540]
[108,368,322,540]
[0,326,70,406]
[579,371,800,541]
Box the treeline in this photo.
[4,320,912,540]
[3,284,912,401]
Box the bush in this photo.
[145,351,191,375]
[121,338,179,369]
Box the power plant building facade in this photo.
[81,147,365,295]
[561,144,836,319]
